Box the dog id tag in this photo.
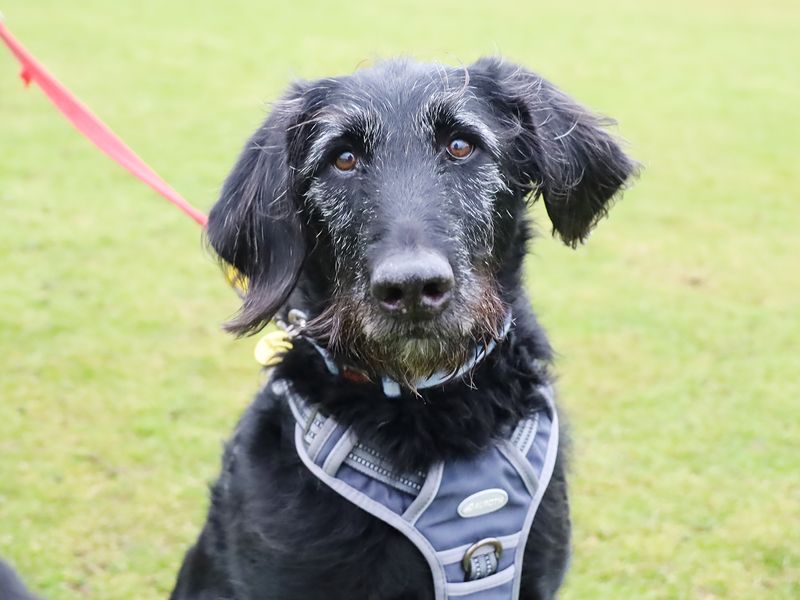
[254,330,293,367]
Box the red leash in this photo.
[0,16,208,227]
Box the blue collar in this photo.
[285,310,513,397]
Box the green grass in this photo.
[1,0,798,597]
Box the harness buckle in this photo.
[462,537,503,580]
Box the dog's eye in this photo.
[333,150,358,172]
[446,138,474,160]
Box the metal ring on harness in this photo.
[287,309,308,328]
[461,537,503,579]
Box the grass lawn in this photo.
[1,0,798,598]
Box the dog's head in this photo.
[208,58,636,385]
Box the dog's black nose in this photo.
[370,250,454,318]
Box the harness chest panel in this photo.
[273,379,559,600]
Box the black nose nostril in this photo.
[420,280,452,307]
[422,282,442,300]
[376,285,404,309]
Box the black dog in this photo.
[169,57,635,600]
[0,58,634,600]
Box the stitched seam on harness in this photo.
[344,453,423,493]
[512,412,540,456]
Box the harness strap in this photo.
[278,378,559,599]
[285,381,426,495]
[284,375,542,497]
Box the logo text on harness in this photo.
[457,488,509,518]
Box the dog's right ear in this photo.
[469,57,638,247]
[207,84,311,336]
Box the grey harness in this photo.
[271,378,559,600]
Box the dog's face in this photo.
[209,58,635,385]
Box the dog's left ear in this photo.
[207,83,315,335]
[469,57,638,246]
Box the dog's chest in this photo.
[224,425,436,599]
[220,381,559,600]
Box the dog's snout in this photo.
[370,250,454,318]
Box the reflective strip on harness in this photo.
[276,378,559,600]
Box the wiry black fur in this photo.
[170,57,636,599]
